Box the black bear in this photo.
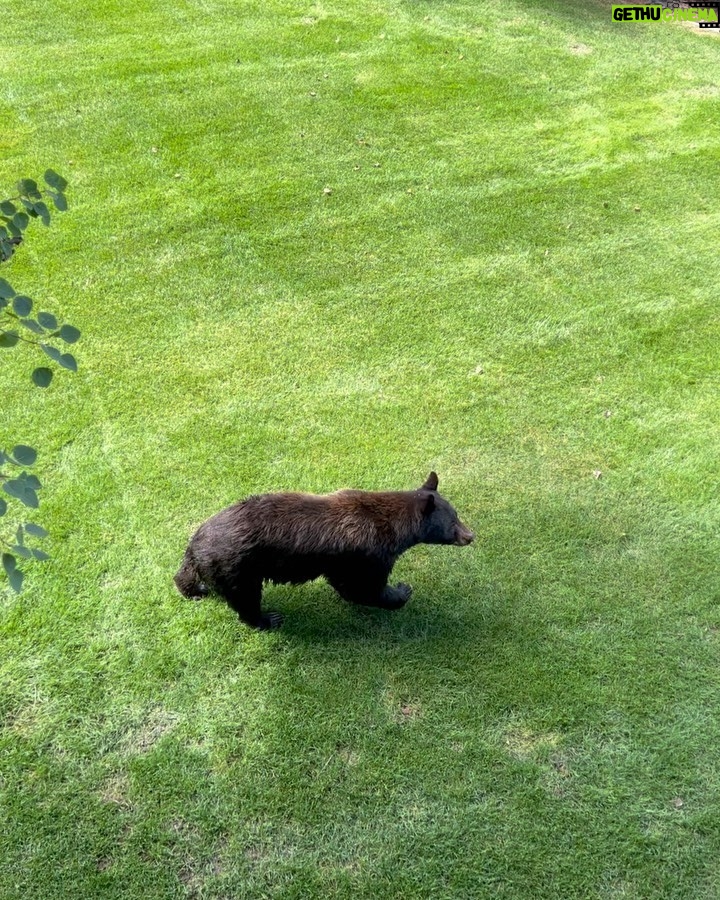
[175,472,474,630]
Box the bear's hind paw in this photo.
[393,582,413,605]
[256,611,284,631]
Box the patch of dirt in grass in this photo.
[173,825,226,897]
[3,697,47,737]
[396,701,422,723]
[178,861,219,897]
[570,42,593,55]
[602,878,640,898]
[99,772,132,809]
[170,818,201,841]
[295,11,328,28]
[383,688,423,724]
[504,728,575,795]
[687,85,720,97]
[245,843,294,868]
[504,727,561,759]
[178,863,207,898]
[125,706,179,753]
[546,753,574,797]
[245,845,265,863]
[337,745,360,766]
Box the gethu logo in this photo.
[612,3,720,26]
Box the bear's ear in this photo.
[419,491,435,515]
[421,472,439,492]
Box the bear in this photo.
[174,472,474,630]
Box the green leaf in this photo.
[24,522,48,538]
[43,170,68,192]
[41,343,62,362]
[3,476,40,508]
[0,200,16,216]
[59,324,81,344]
[12,545,33,559]
[12,211,29,231]
[17,178,41,199]
[59,352,78,372]
[0,331,20,348]
[6,485,39,508]
[22,319,46,335]
[0,278,16,299]
[31,548,50,561]
[32,367,53,388]
[49,191,68,212]
[13,295,33,317]
[25,474,41,490]
[33,201,51,226]
[6,220,22,239]
[37,311,57,330]
[10,569,24,591]
[2,553,23,592]
[11,445,37,466]
[0,498,6,516]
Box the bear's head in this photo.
[417,472,474,546]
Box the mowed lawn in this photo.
[2,1,720,897]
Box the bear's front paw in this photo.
[379,582,412,609]
[257,611,284,631]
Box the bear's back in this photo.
[197,488,417,560]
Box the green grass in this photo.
[2,1,720,896]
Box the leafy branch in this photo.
[0,278,80,387]
[0,171,68,262]
[1,171,79,593]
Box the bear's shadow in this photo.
[254,579,507,650]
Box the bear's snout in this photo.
[454,525,474,546]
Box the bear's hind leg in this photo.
[215,575,284,631]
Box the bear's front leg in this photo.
[326,561,412,611]
[215,575,284,631]
[378,582,413,610]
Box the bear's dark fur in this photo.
[174,472,474,630]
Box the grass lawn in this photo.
[2,0,720,896]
